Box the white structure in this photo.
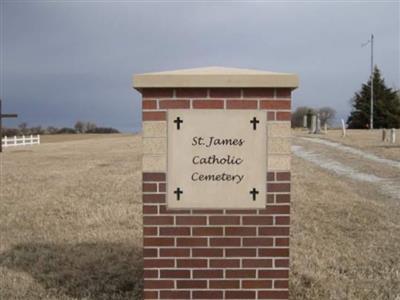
[341,119,346,137]
[390,128,396,144]
[1,135,40,148]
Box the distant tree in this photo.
[30,126,44,135]
[18,122,29,135]
[84,122,97,133]
[2,127,20,137]
[74,121,85,133]
[57,127,76,134]
[46,126,59,134]
[347,66,400,129]
[318,107,336,126]
[291,106,316,128]
[86,127,120,134]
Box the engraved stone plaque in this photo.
[167,110,266,209]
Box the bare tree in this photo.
[18,122,29,135]
[74,121,85,134]
[318,107,336,126]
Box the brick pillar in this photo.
[134,68,297,300]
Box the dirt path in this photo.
[292,137,400,201]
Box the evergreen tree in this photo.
[347,66,400,129]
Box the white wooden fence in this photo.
[1,135,41,148]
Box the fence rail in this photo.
[1,135,41,148]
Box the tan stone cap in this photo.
[133,66,299,89]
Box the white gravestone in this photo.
[167,110,266,209]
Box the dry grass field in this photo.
[0,132,399,299]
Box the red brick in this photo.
[267,183,290,192]
[210,238,241,247]
[160,248,190,257]
[259,269,289,278]
[276,88,291,98]
[159,227,190,236]
[267,172,275,181]
[143,290,158,299]
[226,100,257,109]
[143,172,166,181]
[144,269,158,278]
[192,248,223,257]
[243,88,274,98]
[158,183,166,192]
[193,269,223,278]
[193,290,223,299]
[144,259,174,268]
[177,259,207,268]
[276,216,290,225]
[243,216,273,225]
[258,290,289,299]
[276,171,291,181]
[142,88,173,98]
[177,238,208,247]
[276,237,290,246]
[192,227,223,236]
[143,194,165,203]
[209,88,241,98]
[209,280,240,289]
[277,111,291,120]
[143,111,166,121]
[192,100,224,109]
[225,269,256,278]
[226,209,257,214]
[159,206,190,214]
[209,259,240,268]
[276,194,290,203]
[225,248,256,257]
[144,237,174,247]
[159,100,190,109]
[143,216,173,225]
[160,269,190,278]
[145,280,174,289]
[243,238,273,247]
[258,248,289,257]
[242,280,272,289]
[260,100,291,110]
[275,258,289,268]
[177,280,207,289]
[225,227,256,236]
[192,209,224,214]
[143,227,157,235]
[143,205,157,214]
[225,290,256,299]
[262,205,290,215]
[176,216,207,225]
[259,227,290,236]
[175,88,208,98]
[267,194,275,203]
[267,111,276,121]
[274,280,289,288]
[143,248,158,257]
[142,100,157,110]
[242,259,272,268]
[209,216,240,225]
[159,290,191,299]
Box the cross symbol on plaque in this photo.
[250,117,259,130]
[174,187,183,200]
[0,99,18,153]
[174,117,183,130]
[249,188,259,201]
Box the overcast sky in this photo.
[1,1,399,132]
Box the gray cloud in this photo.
[2,1,399,131]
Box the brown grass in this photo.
[0,134,399,299]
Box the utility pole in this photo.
[362,34,374,129]
[370,34,374,130]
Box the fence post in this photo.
[14,136,17,146]
[3,136,7,146]
[22,135,26,145]
[30,134,33,145]
[38,135,41,144]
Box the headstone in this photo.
[382,129,388,142]
[134,66,299,300]
[316,115,321,134]
[324,122,328,134]
[341,119,346,137]
[303,115,307,128]
[390,128,396,144]
[310,115,317,134]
